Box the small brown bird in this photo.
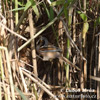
[36,36,80,71]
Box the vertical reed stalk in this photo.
[0,51,7,100]
[72,10,76,85]
[0,82,1,100]
[97,35,100,100]
[66,7,73,86]
[83,0,87,89]
[19,67,28,93]
[7,86,11,100]
[58,20,64,84]
[0,47,15,100]
[15,0,18,25]
[28,8,38,76]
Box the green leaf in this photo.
[14,86,28,100]
[82,22,89,38]
[24,0,39,18]
[43,1,54,21]
[64,3,68,19]
[63,0,76,20]
[43,4,50,19]
[67,0,74,4]
[10,7,25,12]
[80,13,87,21]
[18,1,25,6]
[77,11,87,21]
[50,7,54,20]
[24,0,31,11]
[31,0,39,18]
[94,17,100,27]
[51,0,65,6]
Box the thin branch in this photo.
[19,67,28,93]
[20,60,33,68]
[90,76,100,82]
[95,32,100,37]
[21,67,51,90]
[14,10,28,32]
[28,8,38,76]
[0,22,27,41]
[22,70,59,100]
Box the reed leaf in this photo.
[10,7,25,11]
[77,11,87,21]
[14,86,28,100]
[94,17,100,27]
[51,0,65,6]
[24,0,39,18]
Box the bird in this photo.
[36,36,80,71]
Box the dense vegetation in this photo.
[0,0,100,100]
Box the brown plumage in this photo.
[36,36,80,71]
